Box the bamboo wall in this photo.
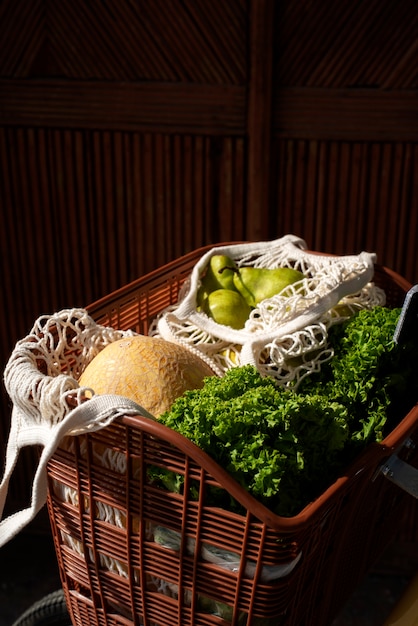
[1,0,417,515]
[271,0,418,273]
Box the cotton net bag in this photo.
[0,235,384,548]
[152,235,385,386]
[0,309,152,547]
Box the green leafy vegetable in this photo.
[299,306,418,447]
[160,366,349,516]
[159,306,418,517]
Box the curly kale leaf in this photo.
[160,366,348,516]
[299,306,417,445]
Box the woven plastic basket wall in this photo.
[46,245,418,626]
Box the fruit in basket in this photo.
[202,288,252,329]
[232,266,305,307]
[78,335,215,417]
[201,254,238,293]
[197,255,239,311]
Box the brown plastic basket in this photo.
[46,244,418,626]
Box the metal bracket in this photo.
[380,449,418,499]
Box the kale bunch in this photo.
[160,365,349,516]
[158,306,418,517]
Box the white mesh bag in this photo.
[0,308,152,547]
[153,235,385,385]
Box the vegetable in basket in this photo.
[158,306,418,517]
[297,306,418,449]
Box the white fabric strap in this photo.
[0,395,153,547]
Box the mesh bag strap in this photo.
[0,395,152,547]
[0,308,155,546]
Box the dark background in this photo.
[0,1,417,621]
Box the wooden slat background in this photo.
[0,0,417,516]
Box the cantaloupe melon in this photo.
[78,334,214,417]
